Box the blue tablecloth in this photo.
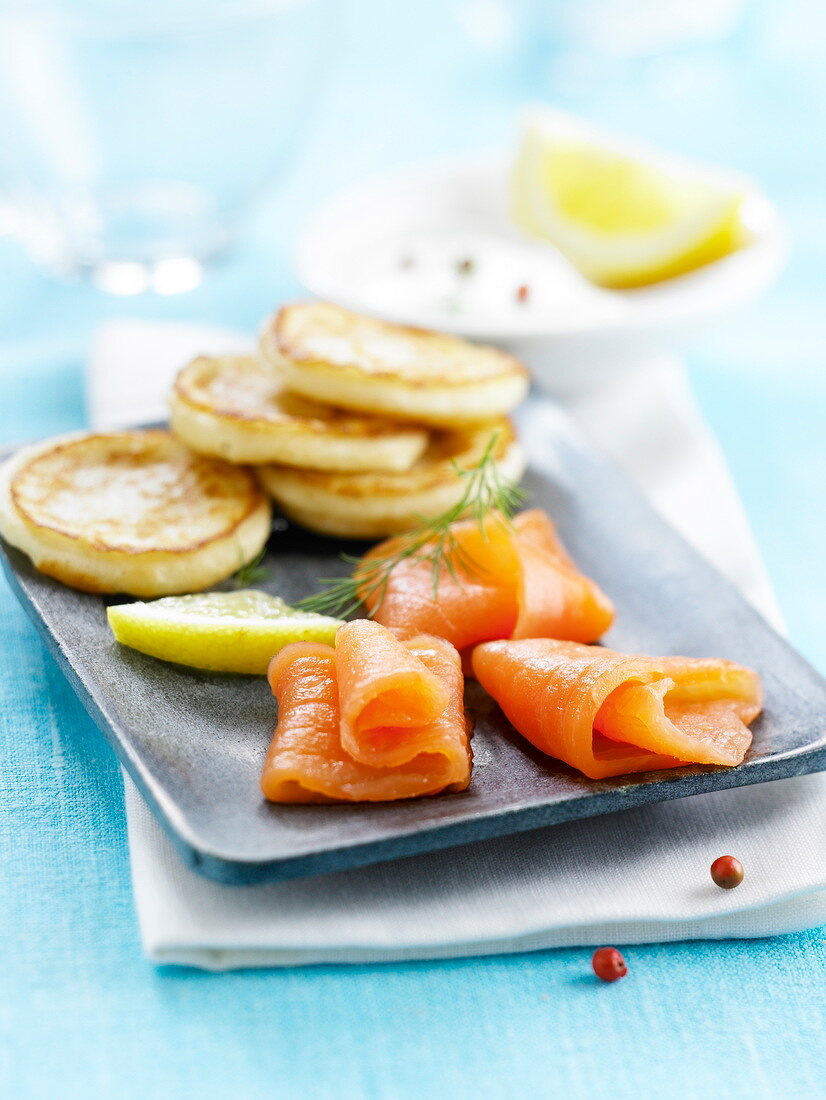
[1,2,824,1095]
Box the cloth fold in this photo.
[87,321,825,969]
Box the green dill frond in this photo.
[297,429,527,618]
[231,545,269,588]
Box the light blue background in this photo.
[1,2,824,1097]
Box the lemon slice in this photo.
[510,108,751,288]
[107,589,343,674]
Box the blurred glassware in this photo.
[0,0,331,293]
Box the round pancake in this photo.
[257,420,526,538]
[169,354,429,471]
[260,302,530,427]
[0,430,272,596]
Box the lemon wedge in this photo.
[510,108,751,288]
[107,589,343,674]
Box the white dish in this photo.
[296,155,786,394]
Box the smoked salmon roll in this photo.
[358,508,614,651]
[335,619,452,767]
[261,625,471,803]
[472,638,762,780]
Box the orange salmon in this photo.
[472,638,762,780]
[359,509,614,650]
[261,625,471,803]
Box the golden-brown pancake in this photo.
[257,420,525,538]
[0,430,271,595]
[169,354,428,471]
[260,302,530,427]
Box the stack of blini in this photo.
[168,302,529,538]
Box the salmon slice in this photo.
[472,638,762,780]
[510,511,615,642]
[359,508,613,650]
[359,517,520,651]
[335,619,450,766]
[261,630,471,803]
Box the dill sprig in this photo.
[231,545,269,588]
[297,432,527,619]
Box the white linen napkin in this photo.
[88,320,826,969]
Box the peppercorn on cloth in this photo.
[88,321,826,970]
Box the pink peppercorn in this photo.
[591,947,628,982]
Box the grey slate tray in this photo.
[3,398,826,885]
